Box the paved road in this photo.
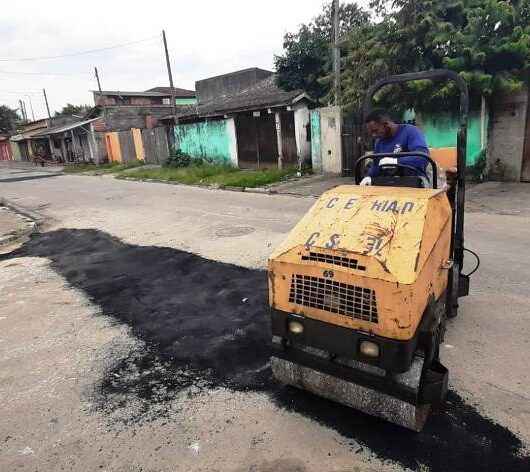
[1,171,529,472]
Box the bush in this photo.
[164,150,215,168]
[165,150,192,168]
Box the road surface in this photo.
[1,171,529,472]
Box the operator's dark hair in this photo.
[364,109,393,123]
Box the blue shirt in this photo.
[369,124,429,177]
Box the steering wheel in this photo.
[354,152,438,189]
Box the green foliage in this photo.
[347,0,530,112]
[121,165,294,188]
[54,103,91,117]
[164,149,217,168]
[276,0,530,113]
[63,160,144,174]
[0,105,20,133]
[164,149,192,168]
[274,1,370,101]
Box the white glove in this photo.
[379,157,398,166]
[359,176,372,186]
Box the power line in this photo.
[0,91,43,95]
[0,35,159,62]
[0,69,92,77]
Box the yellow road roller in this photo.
[268,70,476,431]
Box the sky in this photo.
[0,0,369,121]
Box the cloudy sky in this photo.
[1,0,369,120]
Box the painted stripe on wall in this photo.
[310,109,322,173]
[174,119,235,165]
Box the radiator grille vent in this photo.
[301,252,366,271]
[288,274,378,323]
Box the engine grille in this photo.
[301,252,366,271]
[288,274,378,323]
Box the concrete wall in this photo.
[293,103,311,167]
[174,118,237,165]
[225,118,238,167]
[95,94,164,106]
[100,106,172,132]
[310,109,322,172]
[417,111,487,167]
[196,68,272,104]
[488,89,528,181]
[9,141,21,161]
[319,106,342,174]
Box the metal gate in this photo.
[521,97,530,182]
[341,112,363,177]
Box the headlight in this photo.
[360,340,380,358]
[288,320,304,334]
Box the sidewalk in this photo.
[0,205,36,250]
[268,174,530,216]
[0,160,64,172]
[0,162,63,183]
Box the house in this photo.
[167,68,313,169]
[9,119,51,161]
[93,87,196,132]
[89,86,196,164]
[145,87,197,106]
[31,116,102,163]
[7,110,105,164]
[0,135,12,161]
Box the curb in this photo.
[0,201,40,248]
[117,175,284,195]
[0,197,46,224]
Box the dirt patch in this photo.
[3,229,528,472]
[0,205,36,250]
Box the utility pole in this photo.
[18,99,26,122]
[332,0,341,107]
[94,67,102,93]
[162,29,176,118]
[25,95,35,121]
[43,88,52,128]
[22,100,28,122]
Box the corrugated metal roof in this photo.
[93,90,170,97]
[10,128,49,141]
[32,117,101,136]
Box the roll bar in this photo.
[361,69,470,318]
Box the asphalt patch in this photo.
[4,228,528,472]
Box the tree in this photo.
[342,0,530,112]
[54,103,91,117]
[0,105,20,134]
[274,1,370,102]
[276,1,530,113]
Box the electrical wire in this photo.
[0,35,159,62]
[463,248,480,276]
[0,70,92,77]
